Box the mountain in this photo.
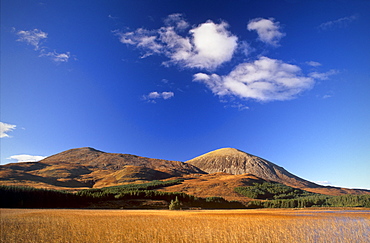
[0,147,204,190]
[186,148,316,188]
[1,147,369,197]
[185,148,369,196]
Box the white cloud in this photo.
[117,28,163,58]
[309,69,338,80]
[143,91,174,102]
[116,14,238,70]
[194,56,314,102]
[247,18,285,46]
[315,181,335,187]
[15,28,72,62]
[16,29,47,50]
[40,51,71,62]
[306,61,322,67]
[1,122,16,138]
[161,91,175,99]
[239,41,253,56]
[7,155,46,163]
[119,15,335,105]
[185,21,238,69]
[163,13,189,31]
[318,14,359,30]
[229,103,250,111]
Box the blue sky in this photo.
[1,0,369,190]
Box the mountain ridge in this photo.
[1,147,369,197]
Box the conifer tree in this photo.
[169,196,181,210]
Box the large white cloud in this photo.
[194,57,314,102]
[116,14,238,70]
[7,155,46,163]
[247,18,285,46]
[119,14,335,105]
[0,122,16,138]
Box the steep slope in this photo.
[186,148,370,195]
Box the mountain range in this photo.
[1,147,369,201]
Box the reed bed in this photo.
[1,208,369,243]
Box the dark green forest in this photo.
[0,181,244,209]
[1,181,369,209]
[247,194,370,208]
[234,182,316,200]
[234,182,370,208]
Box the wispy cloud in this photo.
[143,91,174,102]
[39,51,71,62]
[108,14,119,20]
[115,14,238,70]
[318,14,359,30]
[16,29,47,50]
[0,122,16,138]
[247,18,285,46]
[309,69,338,80]
[15,28,72,63]
[322,94,333,99]
[194,56,314,102]
[306,61,322,67]
[163,13,189,31]
[7,154,46,163]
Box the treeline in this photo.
[2,182,369,209]
[247,194,370,208]
[0,185,87,208]
[235,182,315,200]
[76,179,184,198]
[0,181,245,209]
[235,182,370,208]
[76,179,244,209]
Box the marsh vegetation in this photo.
[1,209,369,243]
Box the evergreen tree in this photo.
[169,196,181,210]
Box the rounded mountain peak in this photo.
[186,148,307,185]
[195,148,250,158]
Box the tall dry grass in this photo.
[1,209,369,243]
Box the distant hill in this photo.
[1,147,369,199]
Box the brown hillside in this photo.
[158,172,269,202]
[186,148,370,196]
[43,147,203,176]
[1,147,369,197]
[0,147,204,190]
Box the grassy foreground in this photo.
[1,208,369,243]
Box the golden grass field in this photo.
[1,208,369,243]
